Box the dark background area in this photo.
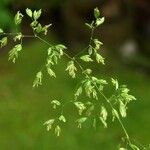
[0,0,150,149]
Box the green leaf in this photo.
[0,28,3,33]
[14,11,23,25]
[43,119,55,131]
[88,45,93,55]
[35,23,43,33]
[33,9,42,20]
[94,39,103,45]
[55,125,61,136]
[51,100,61,109]
[111,78,119,90]
[55,44,66,57]
[85,23,92,29]
[26,8,32,18]
[46,45,65,66]
[92,88,98,100]
[1,37,7,48]
[119,85,136,104]
[74,101,86,115]
[8,44,22,63]
[93,118,96,128]
[94,7,100,19]
[95,53,105,64]
[30,20,38,27]
[47,48,57,65]
[47,68,56,78]
[66,61,77,78]
[74,86,82,99]
[99,106,108,128]
[98,79,108,85]
[119,101,127,118]
[93,39,103,50]
[83,69,92,75]
[119,148,127,150]
[55,44,67,50]
[80,55,93,62]
[13,32,22,42]
[83,80,93,98]
[33,71,43,87]
[95,17,105,27]
[91,77,107,91]
[112,109,120,121]
[59,115,66,122]
[76,117,87,128]
[42,24,52,35]
[86,102,94,116]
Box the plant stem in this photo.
[95,85,133,146]
[0,32,35,38]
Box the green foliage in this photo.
[47,68,56,78]
[55,125,61,136]
[76,117,87,128]
[74,101,86,115]
[119,148,127,150]
[111,78,119,90]
[0,28,3,33]
[80,55,93,62]
[94,7,100,19]
[59,115,66,123]
[33,71,43,87]
[51,99,61,109]
[0,7,148,150]
[13,32,22,42]
[33,9,42,20]
[94,7,105,27]
[26,8,32,18]
[95,53,105,64]
[66,61,77,78]
[14,11,23,25]
[43,119,55,131]
[99,106,108,128]
[8,44,22,63]
[0,37,7,47]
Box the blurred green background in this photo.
[0,0,150,149]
